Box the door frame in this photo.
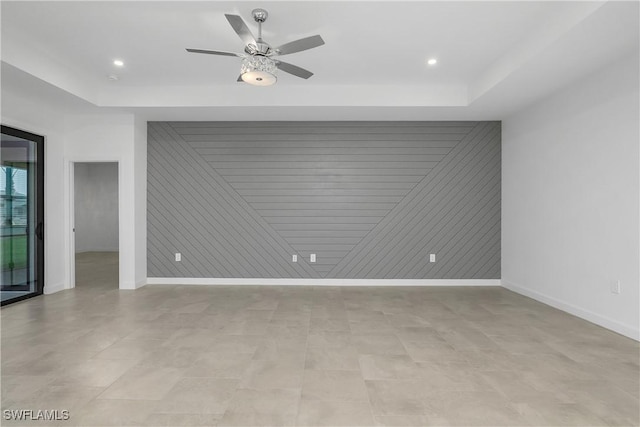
[66,159,122,289]
[0,125,45,306]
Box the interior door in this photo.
[1,125,44,306]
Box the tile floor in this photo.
[1,252,638,426]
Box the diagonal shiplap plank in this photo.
[167,122,465,275]
[361,131,502,279]
[148,123,319,278]
[147,121,500,279]
[329,122,500,278]
[153,123,321,277]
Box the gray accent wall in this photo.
[147,121,500,279]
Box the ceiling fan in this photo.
[186,8,325,86]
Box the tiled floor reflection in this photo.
[1,252,638,426]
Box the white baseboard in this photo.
[146,278,501,287]
[44,282,66,294]
[502,279,639,341]
[120,279,147,290]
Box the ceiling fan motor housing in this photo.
[245,42,272,56]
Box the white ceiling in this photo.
[1,1,638,120]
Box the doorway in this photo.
[0,126,44,306]
[73,162,119,289]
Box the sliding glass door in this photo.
[1,126,44,306]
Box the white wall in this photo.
[1,77,67,294]
[502,53,640,340]
[2,66,147,292]
[74,162,119,252]
[133,116,147,288]
[64,113,144,290]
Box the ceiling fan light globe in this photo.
[240,56,278,86]
[241,70,277,86]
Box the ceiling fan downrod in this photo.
[252,8,268,42]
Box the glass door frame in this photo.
[1,125,44,306]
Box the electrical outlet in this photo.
[292,254,297,263]
[611,280,621,294]
[430,254,436,263]
[310,254,316,263]
[175,253,181,262]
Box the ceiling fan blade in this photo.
[225,14,257,47]
[275,60,314,79]
[186,48,241,57]
[274,35,324,56]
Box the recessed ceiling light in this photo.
[113,59,124,67]
[427,58,438,66]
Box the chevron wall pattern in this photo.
[147,121,501,279]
